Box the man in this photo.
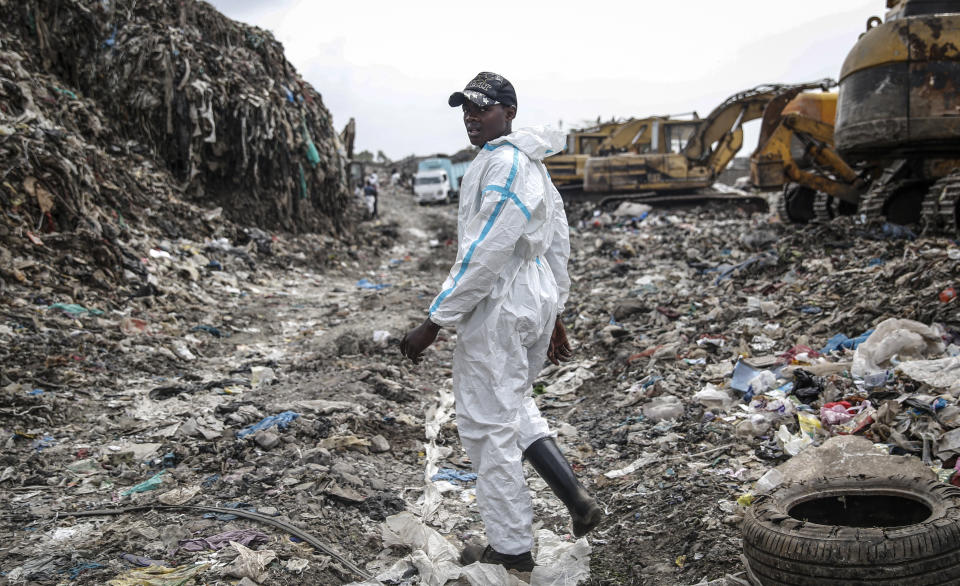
[363,178,378,219]
[400,72,602,572]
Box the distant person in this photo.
[390,168,401,187]
[367,171,379,188]
[400,72,602,573]
[363,179,378,219]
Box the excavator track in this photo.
[813,193,836,223]
[860,180,894,223]
[778,184,816,224]
[860,177,930,227]
[932,171,960,238]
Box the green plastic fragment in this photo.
[298,162,308,200]
[48,303,104,316]
[121,470,165,496]
[301,119,320,168]
[53,87,78,100]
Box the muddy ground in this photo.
[1,184,958,585]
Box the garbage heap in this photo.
[542,201,960,583]
[1,0,351,294]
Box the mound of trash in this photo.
[1,0,352,298]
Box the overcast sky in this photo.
[208,0,882,161]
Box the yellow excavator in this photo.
[767,0,960,235]
[571,81,833,196]
[835,0,960,235]
[749,90,879,223]
[543,120,625,188]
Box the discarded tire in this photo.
[742,475,960,585]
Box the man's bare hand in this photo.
[547,317,573,365]
[400,317,441,364]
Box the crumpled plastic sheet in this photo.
[380,512,461,586]
[539,361,596,398]
[235,411,299,438]
[529,530,592,586]
[851,318,945,377]
[897,356,960,394]
[178,529,269,552]
[225,541,277,583]
[460,561,525,585]
[105,563,209,586]
[418,383,456,522]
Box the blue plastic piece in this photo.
[236,411,300,438]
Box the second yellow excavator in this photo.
[547,81,834,197]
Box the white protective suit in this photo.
[428,126,571,555]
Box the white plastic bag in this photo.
[851,318,944,377]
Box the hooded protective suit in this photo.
[428,126,570,555]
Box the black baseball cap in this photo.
[448,72,517,108]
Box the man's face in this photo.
[462,102,516,146]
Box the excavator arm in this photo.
[596,118,656,154]
[683,80,836,171]
[752,112,864,204]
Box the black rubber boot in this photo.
[460,544,535,572]
[524,436,603,537]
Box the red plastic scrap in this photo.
[777,345,820,364]
[656,306,681,319]
[628,345,663,362]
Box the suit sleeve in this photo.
[428,150,531,327]
[542,183,571,313]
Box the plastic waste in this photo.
[896,356,960,393]
[372,330,391,346]
[797,412,823,438]
[179,529,269,552]
[381,512,460,586]
[529,529,592,585]
[105,563,209,586]
[459,562,522,586]
[235,411,299,438]
[731,358,780,393]
[692,384,734,409]
[820,401,856,426]
[250,366,276,388]
[430,468,478,483]
[48,303,104,316]
[121,470,165,496]
[225,541,276,583]
[754,468,784,494]
[603,453,658,479]
[356,278,391,290]
[851,318,945,377]
[776,425,813,456]
[736,414,771,438]
[642,395,684,422]
[831,401,876,435]
[820,329,874,354]
[747,371,778,395]
[792,369,824,403]
[939,286,957,303]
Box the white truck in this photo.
[413,158,469,205]
[413,169,452,205]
